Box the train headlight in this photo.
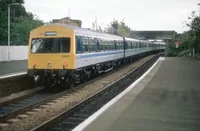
[63,61,68,69]
[47,62,52,67]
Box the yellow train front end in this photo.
[27,24,76,88]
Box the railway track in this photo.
[0,73,36,98]
[30,54,160,131]
[0,53,156,124]
[0,71,112,123]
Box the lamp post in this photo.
[8,3,19,62]
[193,3,200,58]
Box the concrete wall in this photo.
[0,46,28,62]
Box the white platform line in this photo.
[72,57,163,131]
[0,72,27,79]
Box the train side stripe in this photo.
[76,48,157,59]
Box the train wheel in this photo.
[94,69,99,77]
[82,72,90,83]
[67,82,75,89]
[60,77,74,89]
[67,76,76,89]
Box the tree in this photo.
[184,11,200,53]
[167,11,200,57]
[105,19,131,37]
[0,0,25,44]
[12,15,43,45]
[0,0,43,45]
[92,17,103,32]
[118,20,131,37]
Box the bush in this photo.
[165,42,181,57]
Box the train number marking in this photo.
[61,55,70,58]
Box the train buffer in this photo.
[75,57,200,131]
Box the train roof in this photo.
[124,37,139,42]
[49,23,123,41]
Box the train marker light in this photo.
[32,62,36,69]
[64,61,67,65]
[33,64,36,69]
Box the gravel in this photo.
[1,55,155,131]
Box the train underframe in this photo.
[27,50,161,88]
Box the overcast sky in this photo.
[24,0,200,33]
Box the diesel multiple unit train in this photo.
[27,23,164,88]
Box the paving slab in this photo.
[0,60,27,76]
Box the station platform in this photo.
[78,57,200,131]
[0,60,27,77]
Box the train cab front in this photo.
[27,24,76,87]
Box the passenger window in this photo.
[127,42,130,49]
[89,38,96,52]
[133,42,137,48]
[96,40,100,51]
[114,41,117,50]
[105,41,109,50]
[120,41,124,50]
[119,41,122,49]
[110,41,115,50]
[99,40,104,51]
[116,41,119,50]
[103,41,107,51]
[108,41,112,50]
[125,41,128,50]
[140,42,142,48]
[137,42,139,48]
[82,38,88,52]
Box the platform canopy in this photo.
[131,30,176,40]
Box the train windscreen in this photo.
[31,38,70,53]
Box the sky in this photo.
[24,0,200,33]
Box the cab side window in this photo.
[61,38,70,53]
[76,36,83,53]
